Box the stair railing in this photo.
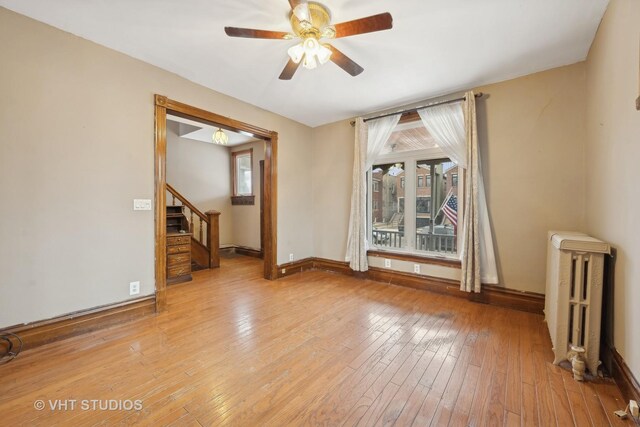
[166,183,220,268]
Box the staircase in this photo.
[389,212,404,228]
[166,183,221,272]
[166,205,189,234]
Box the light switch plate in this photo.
[133,199,152,211]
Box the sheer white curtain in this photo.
[418,92,498,290]
[418,104,466,168]
[346,115,400,271]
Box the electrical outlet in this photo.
[129,281,140,296]
[289,253,294,261]
[281,268,286,275]
[630,400,639,418]
[384,259,391,268]
[414,264,420,274]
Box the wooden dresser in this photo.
[167,232,192,285]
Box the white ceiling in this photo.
[167,114,258,147]
[0,0,608,127]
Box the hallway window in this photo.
[232,149,253,196]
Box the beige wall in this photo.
[230,141,265,250]
[585,0,640,382]
[0,7,313,327]
[311,119,354,261]
[312,63,588,294]
[475,63,587,292]
[166,121,234,246]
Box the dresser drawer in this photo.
[167,253,190,266]
[167,263,191,278]
[167,244,190,255]
[167,235,190,246]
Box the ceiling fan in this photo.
[224,0,393,80]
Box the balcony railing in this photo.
[372,229,403,249]
[372,229,456,255]
[416,232,457,254]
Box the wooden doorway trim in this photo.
[154,95,278,312]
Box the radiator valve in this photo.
[567,345,586,381]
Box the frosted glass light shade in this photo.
[213,128,228,145]
[287,43,305,64]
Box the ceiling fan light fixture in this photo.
[289,36,331,70]
[293,3,311,23]
[317,43,332,65]
[213,128,228,145]
[287,43,305,63]
[302,53,317,70]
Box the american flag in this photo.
[440,191,458,226]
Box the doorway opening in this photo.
[154,95,278,312]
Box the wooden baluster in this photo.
[199,218,204,243]
[172,195,176,206]
[190,211,194,234]
[206,211,221,268]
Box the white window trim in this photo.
[368,147,464,260]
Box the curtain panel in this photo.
[345,115,400,271]
[418,92,498,290]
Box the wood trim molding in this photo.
[154,99,168,312]
[231,195,255,206]
[235,246,263,259]
[277,257,544,314]
[3,296,155,350]
[277,258,315,278]
[264,131,278,280]
[312,257,356,276]
[158,97,272,140]
[605,346,640,403]
[367,250,462,269]
[154,94,278,309]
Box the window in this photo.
[373,180,380,192]
[415,159,457,254]
[368,122,460,257]
[416,197,431,214]
[371,163,405,249]
[232,149,254,205]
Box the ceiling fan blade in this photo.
[279,59,301,80]
[288,0,306,10]
[224,27,290,40]
[326,44,364,76]
[333,12,393,38]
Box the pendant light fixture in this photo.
[213,128,228,145]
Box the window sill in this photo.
[231,195,255,206]
[367,249,461,269]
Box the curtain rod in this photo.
[349,92,484,126]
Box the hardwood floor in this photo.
[0,256,634,426]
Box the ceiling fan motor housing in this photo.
[291,2,335,39]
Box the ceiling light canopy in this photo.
[213,128,228,145]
